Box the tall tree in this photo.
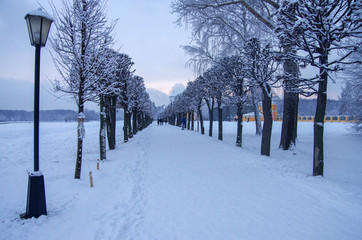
[93,48,120,161]
[276,1,300,150]
[218,55,251,147]
[112,54,134,143]
[187,78,206,134]
[244,38,280,156]
[201,72,216,137]
[172,0,301,147]
[203,64,230,140]
[172,1,268,136]
[104,52,133,149]
[277,0,362,176]
[339,45,362,132]
[51,0,115,179]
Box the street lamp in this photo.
[22,8,53,219]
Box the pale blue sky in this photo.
[0,0,343,111]
[0,0,193,110]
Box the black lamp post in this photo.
[22,8,53,219]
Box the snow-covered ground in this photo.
[0,120,361,240]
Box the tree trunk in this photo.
[106,96,116,150]
[112,96,117,144]
[99,96,106,161]
[206,99,215,137]
[280,91,299,150]
[191,111,194,131]
[75,2,87,179]
[295,96,299,139]
[187,111,191,130]
[261,86,273,156]
[140,112,143,130]
[236,104,243,147]
[199,108,205,135]
[75,103,85,179]
[128,111,133,138]
[139,112,143,130]
[251,86,262,135]
[123,106,128,142]
[218,101,223,141]
[280,43,299,150]
[133,108,137,135]
[313,55,328,176]
[177,113,182,127]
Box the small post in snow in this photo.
[89,171,94,188]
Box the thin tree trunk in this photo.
[139,112,144,130]
[123,107,128,143]
[187,111,191,130]
[313,55,328,176]
[133,108,137,135]
[261,86,273,156]
[295,96,299,139]
[128,111,133,138]
[191,111,194,131]
[139,112,143,130]
[111,96,117,146]
[106,96,116,150]
[218,100,223,141]
[251,86,262,135]
[205,98,215,137]
[99,96,106,161]
[236,104,243,147]
[199,108,205,135]
[177,113,182,127]
[209,108,214,137]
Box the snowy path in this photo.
[131,125,362,239]
[1,121,362,240]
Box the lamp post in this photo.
[22,8,53,219]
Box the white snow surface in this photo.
[0,121,361,240]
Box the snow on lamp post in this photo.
[22,8,53,219]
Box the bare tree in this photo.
[244,38,280,156]
[339,45,362,132]
[218,55,251,147]
[172,0,302,147]
[51,0,115,179]
[187,78,206,134]
[277,0,362,176]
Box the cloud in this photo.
[169,83,186,96]
[147,88,170,107]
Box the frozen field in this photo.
[0,120,361,239]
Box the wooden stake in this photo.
[89,171,94,188]
[97,159,100,170]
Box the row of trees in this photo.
[161,38,278,153]
[339,46,362,132]
[168,0,361,176]
[50,0,155,179]
[160,38,278,155]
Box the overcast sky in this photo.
[0,0,343,111]
[0,0,193,110]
